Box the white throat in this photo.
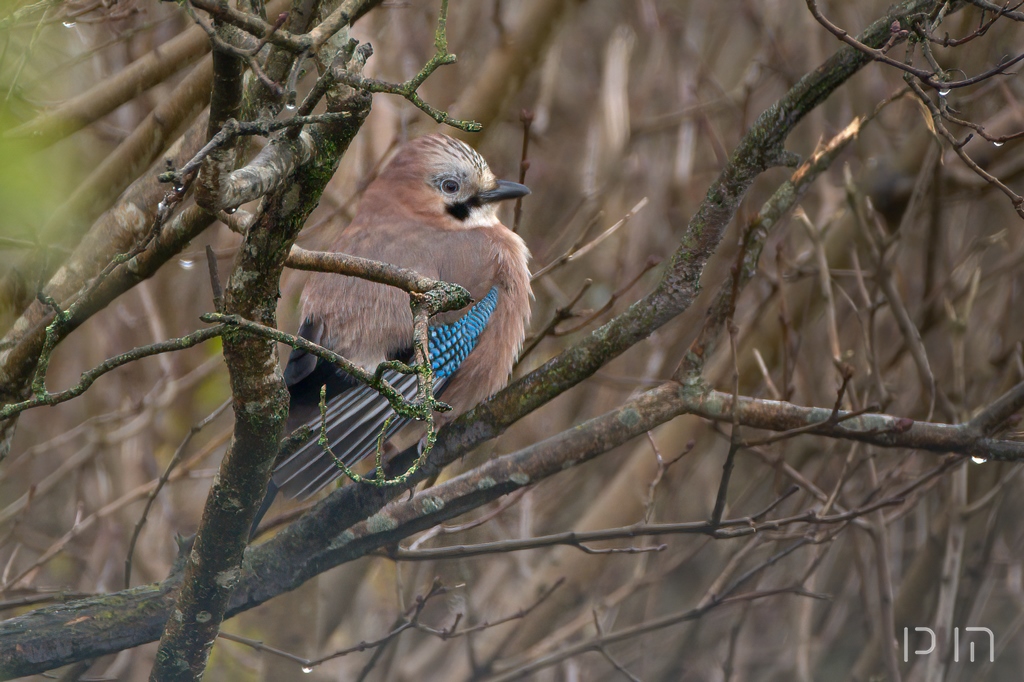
[462,203,501,229]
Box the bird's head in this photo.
[373,133,530,229]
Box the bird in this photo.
[252,133,532,535]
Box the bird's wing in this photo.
[273,286,501,500]
[283,317,358,408]
[282,318,321,387]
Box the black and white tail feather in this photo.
[275,369,447,500]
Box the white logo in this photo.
[903,627,994,663]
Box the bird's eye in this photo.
[441,179,460,194]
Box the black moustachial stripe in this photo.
[446,195,482,221]
[446,202,470,220]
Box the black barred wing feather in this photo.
[274,370,447,499]
[428,286,497,378]
[274,286,500,500]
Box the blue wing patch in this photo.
[428,286,498,378]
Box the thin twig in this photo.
[512,109,534,233]
[219,580,449,672]
[329,0,480,131]
[531,198,649,281]
[1,326,226,421]
[518,279,592,361]
[205,245,224,313]
[488,588,826,682]
[385,498,906,561]
[806,0,1024,92]
[123,399,231,589]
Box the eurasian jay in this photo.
[254,134,531,529]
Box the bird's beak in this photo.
[477,179,531,204]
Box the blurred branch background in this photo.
[2,0,1024,680]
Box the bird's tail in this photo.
[249,478,279,541]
